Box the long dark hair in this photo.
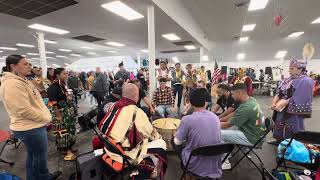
[54,68,65,78]
[5,55,24,72]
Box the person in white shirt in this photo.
[156,60,172,87]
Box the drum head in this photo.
[152,118,180,130]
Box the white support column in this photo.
[199,46,204,65]
[37,32,47,78]
[148,5,156,96]
[137,52,141,69]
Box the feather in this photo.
[303,43,315,60]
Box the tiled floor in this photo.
[0,94,319,180]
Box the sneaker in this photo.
[222,160,231,170]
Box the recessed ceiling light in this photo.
[31,58,40,60]
[16,43,35,48]
[242,24,256,32]
[101,1,144,21]
[52,64,61,67]
[239,37,249,42]
[87,52,97,55]
[311,17,320,24]
[46,57,55,59]
[56,55,67,58]
[172,56,179,63]
[27,53,39,56]
[45,51,55,54]
[64,63,70,66]
[237,53,246,60]
[141,49,148,53]
[70,54,81,57]
[0,47,18,50]
[184,45,196,50]
[59,49,72,52]
[162,33,181,41]
[0,51,2,53]
[275,50,287,58]
[107,50,118,53]
[106,42,125,47]
[288,31,304,38]
[44,40,57,44]
[202,55,209,61]
[28,24,70,35]
[248,0,269,11]
[81,46,94,49]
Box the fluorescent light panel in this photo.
[101,1,144,21]
[16,43,35,48]
[248,0,269,11]
[0,47,17,50]
[106,42,125,47]
[46,51,55,54]
[27,53,38,56]
[0,51,3,53]
[311,17,320,24]
[202,55,209,61]
[59,49,72,52]
[288,31,304,38]
[141,49,148,53]
[242,24,256,32]
[28,24,70,35]
[87,52,97,55]
[108,50,118,53]
[275,50,287,58]
[64,63,70,66]
[56,55,67,58]
[52,64,61,67]
[239,37,249,42]
[81,46,93,49]
[162,33,181,41]
[237,53,246,60]
[184,45,196,50]
[44,40,57,44]
[70,54,81,57]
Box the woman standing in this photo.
[0,55,61,180]
[271,44,314,143]
[47,68,77,161]
[88,72,97,107]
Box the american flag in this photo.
[212,59,221,84]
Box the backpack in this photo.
[0,172,21,180]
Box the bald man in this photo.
[98,83,167,178]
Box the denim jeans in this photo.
[13,126,50,180]
[156,105,173,118]
[173,84,183,108]
[221,129,253,146]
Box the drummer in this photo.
[172,88,222,179]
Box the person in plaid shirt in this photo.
[153,78,176,118]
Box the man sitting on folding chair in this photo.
[220,83,265,170]
[172,88,222,179]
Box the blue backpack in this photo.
[0,172,21,180]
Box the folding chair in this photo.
[180,143,235,180]
[230,117,274,178]
[275,131,320,171]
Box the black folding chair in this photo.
[275,131,320,171]
[230,117,274,178]
[180,143,235,180]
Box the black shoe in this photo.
[49,171,62,180]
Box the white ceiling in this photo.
[1,0,320,66]
[0,0,200,66]
[181,0,320,61]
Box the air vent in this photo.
[72,35,105,42]
[172,41,194,46]
[233,36,240,40]
[234,0,249,8]
[160,50,188,54]
[0,0,78,19]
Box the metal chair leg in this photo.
[0,158,15,166]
